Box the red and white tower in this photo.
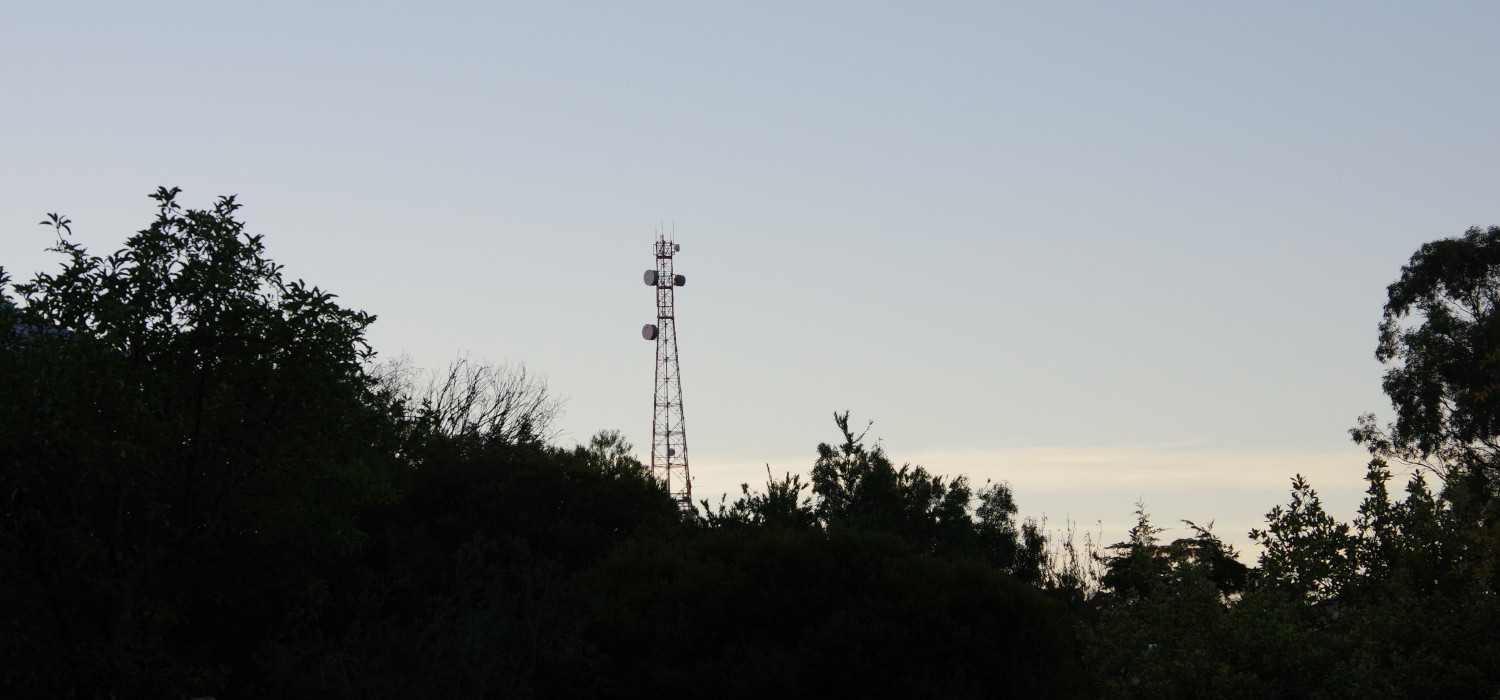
[641,236,692,513]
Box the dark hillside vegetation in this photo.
[582,527,1083,699]
[0,191,1086,698]
[4,192,1498,698]
[3,192,400,695]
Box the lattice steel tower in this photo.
[641,236,692,513]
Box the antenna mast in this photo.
[641,234,692,514]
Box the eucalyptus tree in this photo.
[1354,225,1500,496]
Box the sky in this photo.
[5,2,1499,553]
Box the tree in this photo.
[0,188,400,697]
[801,412,1044,577]
[1098,501,1168,600]
[1248,475,1358,604]
[380,353,563,449]
[703,467,819,530]
[1238,462,1500,697]
[703,413,1049,581]
[975,479,1048,585]
[1353,225,1500,495]
[1082,228,1500,697]
[1088,503,1314,699]
[1349,224,1500,592]
[1099,503,1248,602]
[809,411,958,537]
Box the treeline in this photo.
[1081,226,1500,698]
[2,191,1498,698]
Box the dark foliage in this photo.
[24,193,1500,698]
[1,189,400,696]
[260,434,680,698]
[1354,226,1500,500]
[1084,225,1500,697]
[711,411,1048,582]
[1,191,1090,697]
[1086,466,1500,699]
[583,527,1088,699]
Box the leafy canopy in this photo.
[1354,225,1500,489]
[1,188,398,697]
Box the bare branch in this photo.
[393,354,565,446]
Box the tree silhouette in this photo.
[1,188,400,697]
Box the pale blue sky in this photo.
[5,2,1498,548]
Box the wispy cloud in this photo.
[689,442,1373,497]
[903,443,1374,493]
[687,443,1379,553]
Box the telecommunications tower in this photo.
[641,235,692,513]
